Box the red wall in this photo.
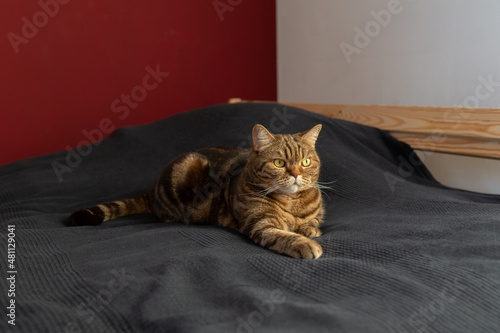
[0,0,276,165]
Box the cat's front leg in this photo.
[246,220,323,259]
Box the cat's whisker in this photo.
[300,182,336,200]
[319,189,331,200]
[259,185,280,197]
[237,184,280,199]
[316,180,338,186]
[250,182,278,192]
[249,182,269,187]
[317,180,338,189]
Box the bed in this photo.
[1,102,499,332]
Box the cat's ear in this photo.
[252,124,276,151]
[299,124,322,147]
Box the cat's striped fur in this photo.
[69,124,325,259]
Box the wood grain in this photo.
[391,133,500,159]
[229,99,500,159]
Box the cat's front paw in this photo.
[286,238,323,259]
[296,224,322,238]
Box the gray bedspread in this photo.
[1,103,499,332]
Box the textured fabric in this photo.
[1,103,499,333]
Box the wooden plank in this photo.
[391,133,500,160]
[228,99,500,159]
[280,102,500,141]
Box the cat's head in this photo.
[249,124,322,195]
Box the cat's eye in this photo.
[273,159,285,168]
[302,158,312,167]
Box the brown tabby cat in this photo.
[69,124,325,259]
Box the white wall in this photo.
[277,0,500,194]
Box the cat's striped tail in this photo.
[68,193,151,226]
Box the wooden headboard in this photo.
[229,99,500,160]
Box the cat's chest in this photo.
[279,199,299,214]
[277,197,307,220]
[274,192,320,224]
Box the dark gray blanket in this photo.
[1,103,499,333]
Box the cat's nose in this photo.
[289,166,301,178]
